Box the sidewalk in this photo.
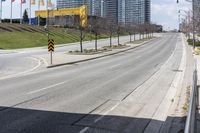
[33,38,157,68]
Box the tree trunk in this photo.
[95,33,97,51]
[134,33,136,41]
[130,34,132,43]
[110,35,112,47]
[80,27,83,53]
[142,33,144,39]
[118,34,120,45]
[146,32,147,39]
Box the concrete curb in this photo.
[47,38,158,68]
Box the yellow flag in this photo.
[80,5,88,28]
[39,0,44,6]
[31,0,35,5]
[47,0,53,7]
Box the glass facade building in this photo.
[57,0,86,9]
[57,0,150,24]
[118,0,150,24]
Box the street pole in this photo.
[47,5,52,64]
[80,26,83,53]
[20,2,22,24]
[29,0,31,25]
[38,0,40,26]
[10,0,12,23]
[0,0,2,23]
[192,0,195,49]
[178,14,180,32]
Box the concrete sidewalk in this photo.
[33,38,157,68]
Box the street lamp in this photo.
[178,9,190,32]
[177,0,195,49]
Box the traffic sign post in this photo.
[48,39,54,65]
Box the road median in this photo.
[33,37,158,68]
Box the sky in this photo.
[1,0,191,30]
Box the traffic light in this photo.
[80,5,88,28]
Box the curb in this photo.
[47,38,158,68]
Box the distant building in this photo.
[194,0,200,22]
[56,0,150,26]
[153,24,163,32]
[105,0,118,23]
[118,0,150,25]
[57,0,86,9]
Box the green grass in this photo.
[0,31,113,49]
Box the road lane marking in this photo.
[38,57,49,66]
[27,81,66,94]
[135,55,141,59]
[79,127,89,133]
[78,102,120,133]
[109,64,121,69]
[94,102,120,123]
[0,57,41,80]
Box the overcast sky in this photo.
[1,0,191,30]
[152,0,191,30]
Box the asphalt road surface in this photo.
[0,33,183,133]
[0,35,142,78]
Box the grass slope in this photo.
[0,28,109,49]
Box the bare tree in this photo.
[117,24,125,45]
[89,16,104,51]
[126,23,137,43]
[105,19,117,47]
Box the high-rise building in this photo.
[118,0,150,24]
[105,0,118,23]
[57,0,150,25]
[57,0,86,9]
[57,0,105,17]
[118,0,125,23]
[145,0,151,23]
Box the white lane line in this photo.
[94,102,120,123]
[38,57,49,66]
[79,127,89,133]
[135,55,141,59]
[109,64,121,69]
[79,102,120,133]
[27,81,66,95]
[0,57,41,80]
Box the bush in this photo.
[187,39,200,46]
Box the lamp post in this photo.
[177,0,195,49]
[179,10,189,34]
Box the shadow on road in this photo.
[0,106,187,133]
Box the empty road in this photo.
[0,33,183,133]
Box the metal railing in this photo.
[184,65,198,133]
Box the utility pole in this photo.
[0,0,2,23]
[192,0,195,49]
[177,0,195,49]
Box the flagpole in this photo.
[46,0,48,26]
[20,0,22,24]
[0,0,2,23]
[10,0,12,23]
[38,0,40,26]
[29,0,31,25]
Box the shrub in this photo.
[187,39,200,46]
